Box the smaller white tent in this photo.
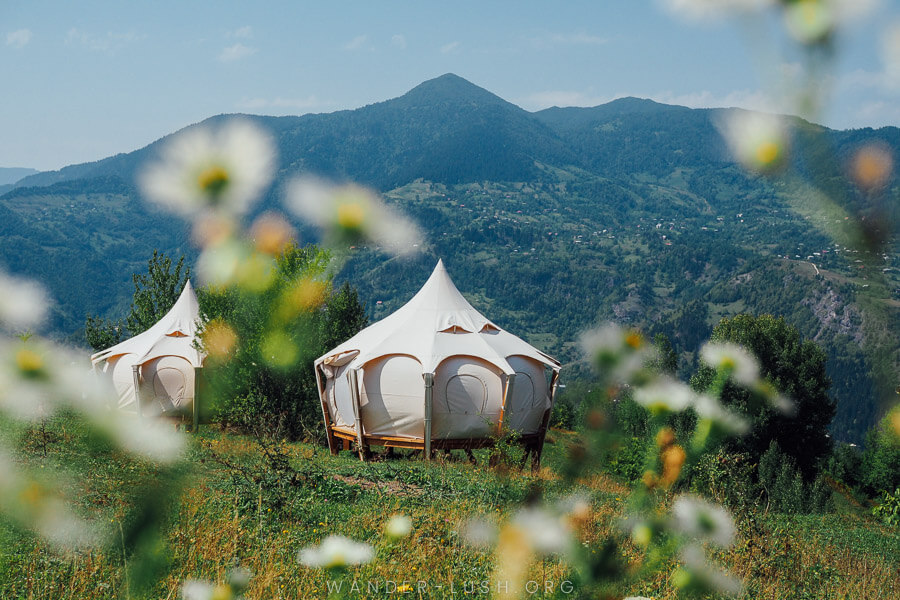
[314,260,561,464]
[91,281,204,420]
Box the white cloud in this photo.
[440,41,460,54]
[6,29,32,49]
[883,21,900,87]
[832,0,882,23]
[649,89,777,112]
[391,34,406,49]
[839,68,889,91]
[219,43,257,62]
[851,100,900,126]
[237,95,325,112]
[231,26,253,39]
[658,0,774,22]
[343,34,368,51]
[65,28,145,52]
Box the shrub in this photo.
[861,407,900,497]
[608,436,650,483]
[550,397,577,430]
[690,449,759,511]
[872,488,900,527]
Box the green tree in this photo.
[84,315,125,352]
[321,281,368,350]
[126,250,191,335]
[651,332,678,375]
[861,406,900,496]
[691,314,835,479]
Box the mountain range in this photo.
[1,73,897,443]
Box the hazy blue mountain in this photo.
[0,167,39,186]
[2,73,896,443]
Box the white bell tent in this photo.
[314,260,561,464]
[91,281,204,421]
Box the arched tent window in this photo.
[140,355,195,417]
[358,354,425,439]
[432,355,503,439]
[444,374,488,414]
[504,355,550,434]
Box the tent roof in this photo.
[316,260,559,375]
[91,280,205,368]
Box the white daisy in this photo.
[0,272,49,331]
[580,323,656,384]
[752,380,797,415]
[671,495,736,547]
[285,177,422,255]
[511,507,573,555]
[700,342,760,386]
[181,580,215,600]
[140,119,276,218]
[677,544,743,596]
[692,393,749,435]
[633,377,694,415]
[195,239,252,287]
[107,414,186,464]
[717,110,790,174]
[460,516,497,548]
[298,535,374,569]
[783,0,835,44]
[384,514,412,539]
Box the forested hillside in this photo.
[1,74,896,443]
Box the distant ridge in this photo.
[396,73,518,109]
[0,167,38,186]
[12,73,900,193]
[534,97,688,130]
[1,73,896,445]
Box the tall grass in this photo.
[1,416,897,599]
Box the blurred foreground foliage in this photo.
[197,243,367,441]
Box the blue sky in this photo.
[2,0,899,171]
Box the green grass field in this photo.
[1,415,898,600]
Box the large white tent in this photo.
[314,260,561,464]
[91,281,204,423]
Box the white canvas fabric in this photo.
[316,260,560,440]
[91,281,204,415]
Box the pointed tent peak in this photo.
[174,279,197,306]
[405,259,497,334]
[426,258,448,282]
[314,258,558,374]
[90,279,203,366]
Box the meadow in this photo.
[2,413,897,600]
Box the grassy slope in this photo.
[1,416,898,600]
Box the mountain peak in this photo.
[398,73,514,109]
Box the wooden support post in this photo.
[532,369,560,472]
[423,373,434,461]
[497,373,516,436]
[315,364,338,455]
[192,366,200,434]
[131,364,143,419]
[348,368,367,461]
